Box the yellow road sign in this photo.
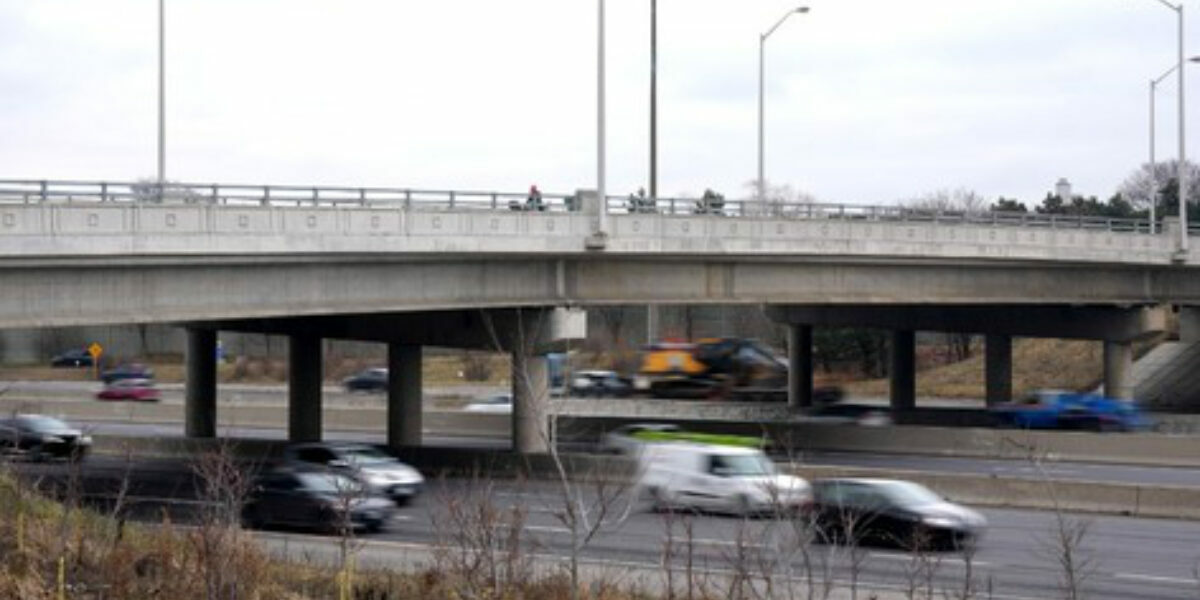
[87,342,103,359]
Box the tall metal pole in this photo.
[1150,64,1177,235]
[1151,79,1159,235]
[597,0,608,235]
[647,0,658,344]
[157,0,165,187]
[650,0,657,199]
[756,7,808,203]
[1178,5,1189,253]
[757,35,765,201]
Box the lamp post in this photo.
[757,6,808,203]
[157,0,165,191]
[597,0,608,236]
[1149,65,1176,235]
[1153,0,1188,254]
[650,0,657,200]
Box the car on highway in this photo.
[342,367,388,393]
[0,414,92,461]
[990,390,1148,432]
[242,468,396,533]
[601,423,763,456]
[464,393,513,413]
[637,442,811,516]
[282,442,424,505]
[570,370,634,398]
[96,378,161,402]
[804,402,893,427]
[810,478,987,551]
[100,363,155,384]
[50,348,93,368]
[600,423,683,455]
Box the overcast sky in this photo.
[0,1,1190,205]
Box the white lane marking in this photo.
[524,525,572,534]
[659,537,772,550]
[1114,572,1200,586]
[867,552,992,568]
[390,515,413,521]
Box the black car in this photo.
[342,368,388,393]
[100,363,155,384]
[50,349,93,368]
[0,415,92,461]
[242,469,396,533]
[810,478,987,551]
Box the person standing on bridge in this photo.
[526,184,545,212]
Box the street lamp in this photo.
[1148,56,1200,236]
[597,0,608,236]
[757,6,808,203]
[157,0,166,191]
[1149,64,1176,235]
[1152,0,1188,254]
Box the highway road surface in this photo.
[13,456,1200,600]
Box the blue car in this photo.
[991,390,1148,432]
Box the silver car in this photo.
[283,443,425,505]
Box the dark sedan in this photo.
[50,349,93,368]
[342,368,388,393]
[242,469,396,533]
[811,478,987,551]
[0,415,92,461]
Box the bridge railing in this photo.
[0,178,1178,235]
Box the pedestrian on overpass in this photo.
[526,185,545,212]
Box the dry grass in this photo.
[845,338,1104,398]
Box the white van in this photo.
[636,442,811,516]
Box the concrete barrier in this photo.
[555,415,1200,467]
[0,396,510,438]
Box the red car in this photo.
[96,378,160,402]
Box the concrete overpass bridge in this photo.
[2,179,1198,452]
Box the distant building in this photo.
[1055,177,1072,200]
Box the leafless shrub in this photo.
[1006,438,1096,600]
[430,472,534,599]
[189,440,256,599]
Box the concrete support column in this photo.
[512,350,549,454]
[387,343,422,449]
[1104,341,1134,400]
[890,330,916,412]
[288,334,323,443]
[985,334,1013,407]
[787,324,814,410]
[184,328,217,438]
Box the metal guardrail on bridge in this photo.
[0,178,1181,235]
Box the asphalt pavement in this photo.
[14,457,1200,600]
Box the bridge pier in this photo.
[288,334,323,443]
[184,328,217,438]
[512,350,549,454]
[1104,341,1134,400]
[985,334,1013,406]
[890,330,916,412]
[388,343,422,449]
[787,324,814,410]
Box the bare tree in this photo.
[429,472,534,599]
[902,188,989,215]
[189,440,256,599]
[481,308,638,600]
